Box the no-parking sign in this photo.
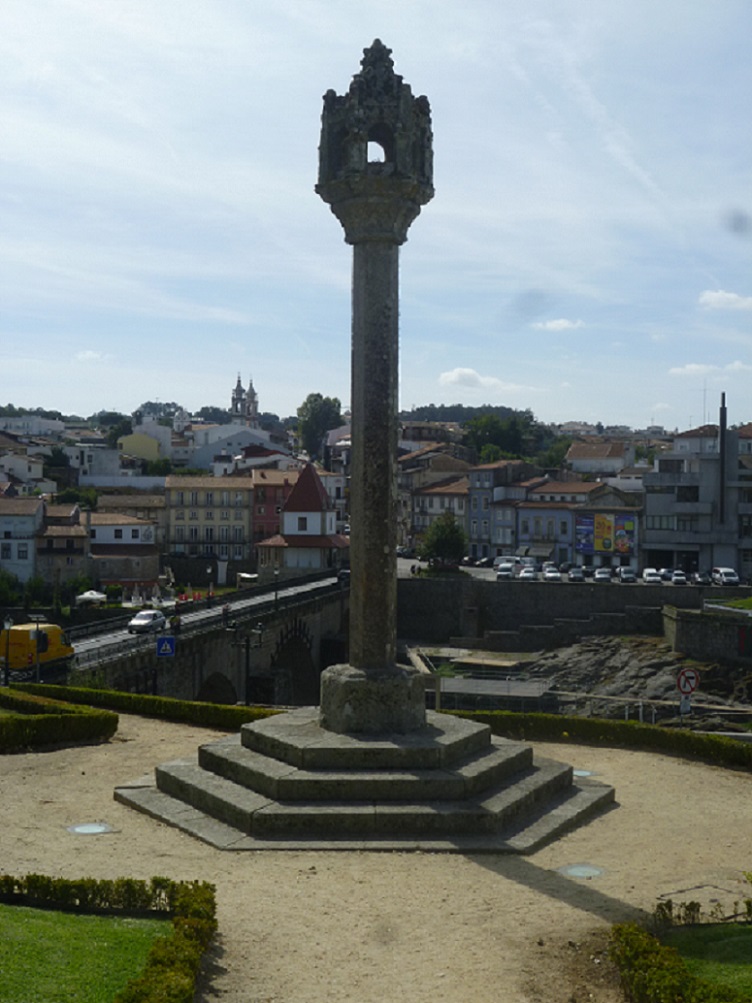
[677,667,699,695]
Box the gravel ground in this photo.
[2,713,751,1002]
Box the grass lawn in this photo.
[0,903,169,1003]
[663,924,752,996]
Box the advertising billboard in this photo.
[576,513,635,555]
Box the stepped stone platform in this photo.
[114,708,615,853]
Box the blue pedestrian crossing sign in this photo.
[156,635,176,657]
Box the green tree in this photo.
[55,487,99,510]
[417,511,467,565]
[297,393,342,460]
[144,458,173,475]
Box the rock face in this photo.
[522,637,752,729]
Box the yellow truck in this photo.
[0,622,75,678]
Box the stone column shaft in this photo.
[349,242,399,670]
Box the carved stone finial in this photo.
[316,40,434,244]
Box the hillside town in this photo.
[1,377,750,598]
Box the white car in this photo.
[127,610,167,634]
[495,563,515,581]
[518,566,538,581]
[543,567,561,582]
[671,570,688,585]
[642,568,662,584]
[593,568,612,582]
[711,567,740,586]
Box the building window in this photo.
[547,519,554,538]
[175,527,184,542]
[205,527,214,542]
[176,510,185,520]
[114,529,123,539]
[234,492,243,506]
[234,509,243,520]
[257,506,265,515]
[176,491,184,506]
[233,527,243,542]
[560,520,567,535]
[221,491,230,506]
[298,516,307,531]
[18,543,28,560]
[221,510,230,520]
[205,491,213,506]
[220,526,229,542]
[1,542,10,560]
[206,510,214,520]
[233,545,243,559]
[482,497,489,510]
[189,510,198,520]
[521,519,529,535]
[90,529,96,539]
[189,527,199,542]
[190,491,199,506]
[471,519,478,536]
[482,520,489,535]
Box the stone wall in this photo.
[664,605,752,664]
[396,577,715,646]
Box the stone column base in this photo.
[319,664,427,735]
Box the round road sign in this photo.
[677,667,699,695]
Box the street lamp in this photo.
[206,564,214,607]
[236,621,264,705]
[274,565,279,610]
[3,616,13,687]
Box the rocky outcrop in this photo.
[523,637,752,730]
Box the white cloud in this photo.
[530,318,584,331]
[438,368,536,393]
[698,290,752,311]
[75,350,108,362]
[669,360,752,377]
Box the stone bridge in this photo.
[76,585,349,706]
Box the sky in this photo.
[2,1,751,432]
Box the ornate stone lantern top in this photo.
[316,39,434,244]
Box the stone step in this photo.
[198,734,533,803]
[240,707,492,770]
[115,775,616,854]
[152,753,574,840]
[155,758,270,833]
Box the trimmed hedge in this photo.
[0,688,118,752]
[11,683,279,731]
[609,922,749,1003]
[0,874,216,1003]
[450,709,752,771]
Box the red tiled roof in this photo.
[257,533,349,549]
[283,464,331,513]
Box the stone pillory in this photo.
[316,41,434,733]
[316,38,434,245]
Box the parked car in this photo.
[475,556,493,568]
[671,570,688,585]
[495,563,515,581]
[337,568,351,584]
[692,570,712,585]
[711,567,740,586]
[518,566,538,580]
[543,566,561,582]
[582,566,595,578]
[593,567,612,582]
[617,568,637,583]
[658,568,674,581]
[127,610,167,634]
[568,566,585,583]
[642,568,662,584]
